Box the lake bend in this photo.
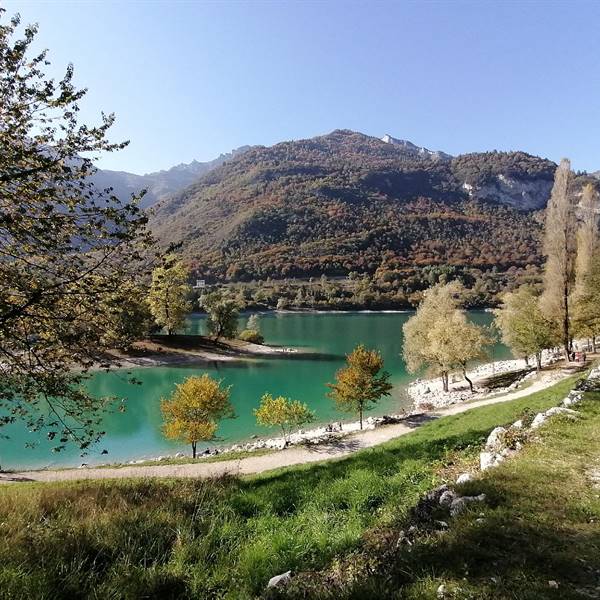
[1,311,511,470]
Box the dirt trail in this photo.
[0,368,570,484]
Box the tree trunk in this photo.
[593,336,597,353]
[359,407,363,430]
[192,441,197,459]
[524,355,529,367]
[441,372,449,393]
[535,352,542,372]
[462,367,474,393]
[563,280,570,361]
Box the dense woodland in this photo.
[152,130,596,288]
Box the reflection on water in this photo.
[0,311,510,469]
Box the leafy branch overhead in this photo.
[0,12,155,452]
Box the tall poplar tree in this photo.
[540,158,576,359]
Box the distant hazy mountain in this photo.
[92,146,251,209]
[151,129,575,281]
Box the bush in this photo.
[239,329,264,344]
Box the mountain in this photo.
[92,146,251,209]
[381,134,452,161]
[150,129,561,282]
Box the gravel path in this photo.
[0,368,569,485]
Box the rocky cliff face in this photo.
[461,174,554,210]
[381,134,452,161]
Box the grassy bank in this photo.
[0,376,582,599]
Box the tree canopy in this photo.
[403,282,491,391]
[148,254,192,335]
[161,374,234,458]
[0,12,153,452]
[254,393,314,444]
[327,344,392,429]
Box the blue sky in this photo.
[5,0,600,174]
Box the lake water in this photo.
[1,311,511,470]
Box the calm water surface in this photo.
[1,311,510,469]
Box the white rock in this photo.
[548,580,559,589]
[485,427,507,451]
[267,571,292,589]
[545,406,579,418]
[530,413,548,430]
[436,583,446,598]
[511,419,523,430]
[456,473,473,484]
[480,451,497,471]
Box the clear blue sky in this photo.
[5,0,600,174]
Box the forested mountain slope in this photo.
[151,130,561,281]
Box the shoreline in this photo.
[1,363,580,483]
[100,335,311,370]
[20,352,583,474]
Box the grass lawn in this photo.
[0,375,585,599]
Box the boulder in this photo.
[267,571,292,589]
[439,490,458,507]
[511,419,524,430]
[485,427,507,452]
[456,473,473,484]
[544,406,579,418]
[480,451,499,471]
[450,494,486,517]
[530,412,548,430]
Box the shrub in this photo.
[239,329,264,344]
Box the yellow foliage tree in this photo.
[327,344,392,429]
[403,282,491,392]
[148,254,192,335]
[254,393,314,444]
[161,374,234,458]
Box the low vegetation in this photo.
[282,388,600,599]
[0,377,580,599]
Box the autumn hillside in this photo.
[151,130,573,282]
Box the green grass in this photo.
[0,375,583,599]
[282,387,600,599]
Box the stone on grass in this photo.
[530,412,548,430]
[456,473,473,484]
[436,584,446,598]
[267,571,292,589]
[511,419,523,429]
[544,406,579,418]
[548,580,559,589]
[485,426,507,451]
[480,451,499,471]
[449,494,486,517]
[439,490,458,507]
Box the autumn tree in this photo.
[540,158,577,360]
[327,344,392,429]
[239,313,264,344]
[494,285,557,371]
[254,393,314,444]
[202,290,239,341]
[573,184,600,346]
[403,282,490,392]
[161,374,234,458]
[0,12,153,452]
[573,251,600,351]
[148,254,192,335]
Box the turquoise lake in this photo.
[1,311,511,470]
